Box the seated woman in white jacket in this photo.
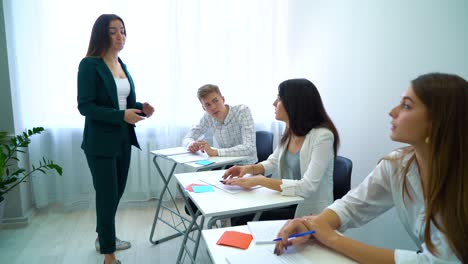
[223,78,340,225]
[274,73,467,264]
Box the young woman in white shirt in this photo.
[223,78,340,225]
[274,73,467,263]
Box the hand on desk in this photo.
[224,175,266,188]
[222,165,250,179]
[187,141,218,156]
[274,215,338,256]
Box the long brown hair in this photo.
[390,73,467,262]
[277,78,340,156]
[86,14,126,57]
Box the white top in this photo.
[182,104,257,164]
[261,128,335,217]
[114,77,130,110]
[328,151,461,263]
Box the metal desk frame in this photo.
[148,152,247,246]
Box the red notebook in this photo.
[216,231,253,250]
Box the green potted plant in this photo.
[0,127,62,220]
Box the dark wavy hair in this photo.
[278,78,340,156]
[86,14,126,57]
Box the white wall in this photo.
[287,0,468,250]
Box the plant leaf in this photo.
[11,169,26,176]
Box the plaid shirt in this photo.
[183,104,257,164]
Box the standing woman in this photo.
[275,73,468,263]
[223,78,340,225]
[77,14,154,264]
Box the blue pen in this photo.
[273,230,316,241]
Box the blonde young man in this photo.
[182,84,257,164]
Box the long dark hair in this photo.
[278,78,340,156]
[86,14,126,57]
[412,73,467,262]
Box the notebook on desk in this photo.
[247,220,288,244]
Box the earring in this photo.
[425,137,430,144]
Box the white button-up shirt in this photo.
[328,151,461,263]
[182,104,257,164]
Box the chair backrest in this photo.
[333,156,352,200]
[255,131,274,163]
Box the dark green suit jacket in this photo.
[77,57,143,157]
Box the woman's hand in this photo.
[274,214,340,256]
[222,165,250,179]
[142,102,154,117]
[224,175,265,188]
[274,218,312,255]
[301,215,339,247]
[124,109,144,124]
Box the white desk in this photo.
[202,225,357,264]
[149,147,247,245]
[174,170,304,264]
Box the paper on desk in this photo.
[225,246,310,264]
[199,174,261,194]
[169,152,209,163]
[152,147,190,156]
[247,220,288,244]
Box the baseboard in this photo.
[0,207,35,229]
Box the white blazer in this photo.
[260,127,335,217]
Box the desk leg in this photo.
[252,211,262,221]
[149,156,189,244]
[176,183,205,264]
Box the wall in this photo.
[287,0,468,250]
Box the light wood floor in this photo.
[0,200,213,264]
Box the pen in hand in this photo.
[273,230,316,241]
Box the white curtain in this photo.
[4,0,289,210]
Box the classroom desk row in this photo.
[148,148,354,263]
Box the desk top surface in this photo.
[202,225,357,264]
[151,148,247,170]
[175,170,304,217]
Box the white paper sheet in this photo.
[169,152,209,163]
[199,174,261,194]
[247,220,288,244]
[226,247,310,264]
[151,147,190,156]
